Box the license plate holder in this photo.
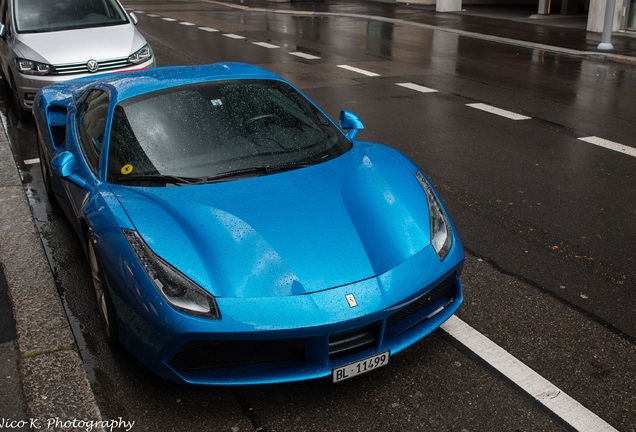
[332,351,390,383]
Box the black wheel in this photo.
[87,233,119,347]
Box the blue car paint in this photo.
[34,63,464,385]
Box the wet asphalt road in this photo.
[2,1,635,431]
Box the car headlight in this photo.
[128,45,153,64]
[16,58,51,75]
[416,172,453,260]
[123,230,220,319]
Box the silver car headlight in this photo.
[416,172,453,260]
[128,45,153,64]
[16,58,51,75]
[124,230,220,319]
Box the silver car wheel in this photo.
[87,234,118,345]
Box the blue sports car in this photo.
[34,63,464,385]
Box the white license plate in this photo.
[332,351,390,383]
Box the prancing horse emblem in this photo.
[86,59,99,73]
[346,294,358,308]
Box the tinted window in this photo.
[107,80,351,184]
[14,0,128,33]
[77,89,109,175]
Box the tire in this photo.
[87,233,119,347]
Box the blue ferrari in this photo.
[34,63,464,385]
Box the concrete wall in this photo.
[587,0,622,31]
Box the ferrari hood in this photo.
[111,145,432,299]
[15,24,145,65]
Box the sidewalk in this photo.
[0,121,103,430]
[1,1,634,430]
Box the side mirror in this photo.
[339,110,364,140]
[129,12,138,25]
[0,24,6,39]
[51,151,91,191]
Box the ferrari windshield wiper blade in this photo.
[205,162,318,183]
[116,174,204,186]
[205,166,270,183]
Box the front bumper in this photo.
[111,238,465,386]
[161,271,463,385]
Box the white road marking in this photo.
[578,136,636,158]
[198,27,219,32]
[146,14,160,18]
[223,33,246,39]
[179,22,196,26]
[467,103,531,120]
[396,82,437,93]
[337,64,380,77]
[253,42,280,49]
[441,316,618,432]
[23,158,40,165]
[161,17,177,22]
[289,52,321,60]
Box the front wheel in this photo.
[87,233,119,347]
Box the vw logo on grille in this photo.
[86,60,99,73]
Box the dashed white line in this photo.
[337,64,380,77]
[253,42,280,49]
[467,103,531,121]
[441,316,618,432]
[23,158,40,165]
[289,52,321,60]
[124,13,635,169]
[396,82,437,93]
[578,136,636,158]
[223,33,246,39]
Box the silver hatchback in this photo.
[0,0,155,118]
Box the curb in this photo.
[0,116,104,431]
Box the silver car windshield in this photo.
[14,0,129,33]
[107,79,352,185]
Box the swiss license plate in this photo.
[332,351,390,383]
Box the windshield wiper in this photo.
[115,174,204,186]
[205,162,319,183]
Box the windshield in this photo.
[106,79,352,185]
[14,0,129,33]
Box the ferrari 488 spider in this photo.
[34,63,464,385]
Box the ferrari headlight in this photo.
[416,172,453,260]
[128,45,153,64]
[16,58,51,76]
[123,230,220,319]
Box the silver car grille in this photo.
[51,57,132,75]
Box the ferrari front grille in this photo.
[386,274,456,329]
[329,323,380,360]
[170,339,305,372]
